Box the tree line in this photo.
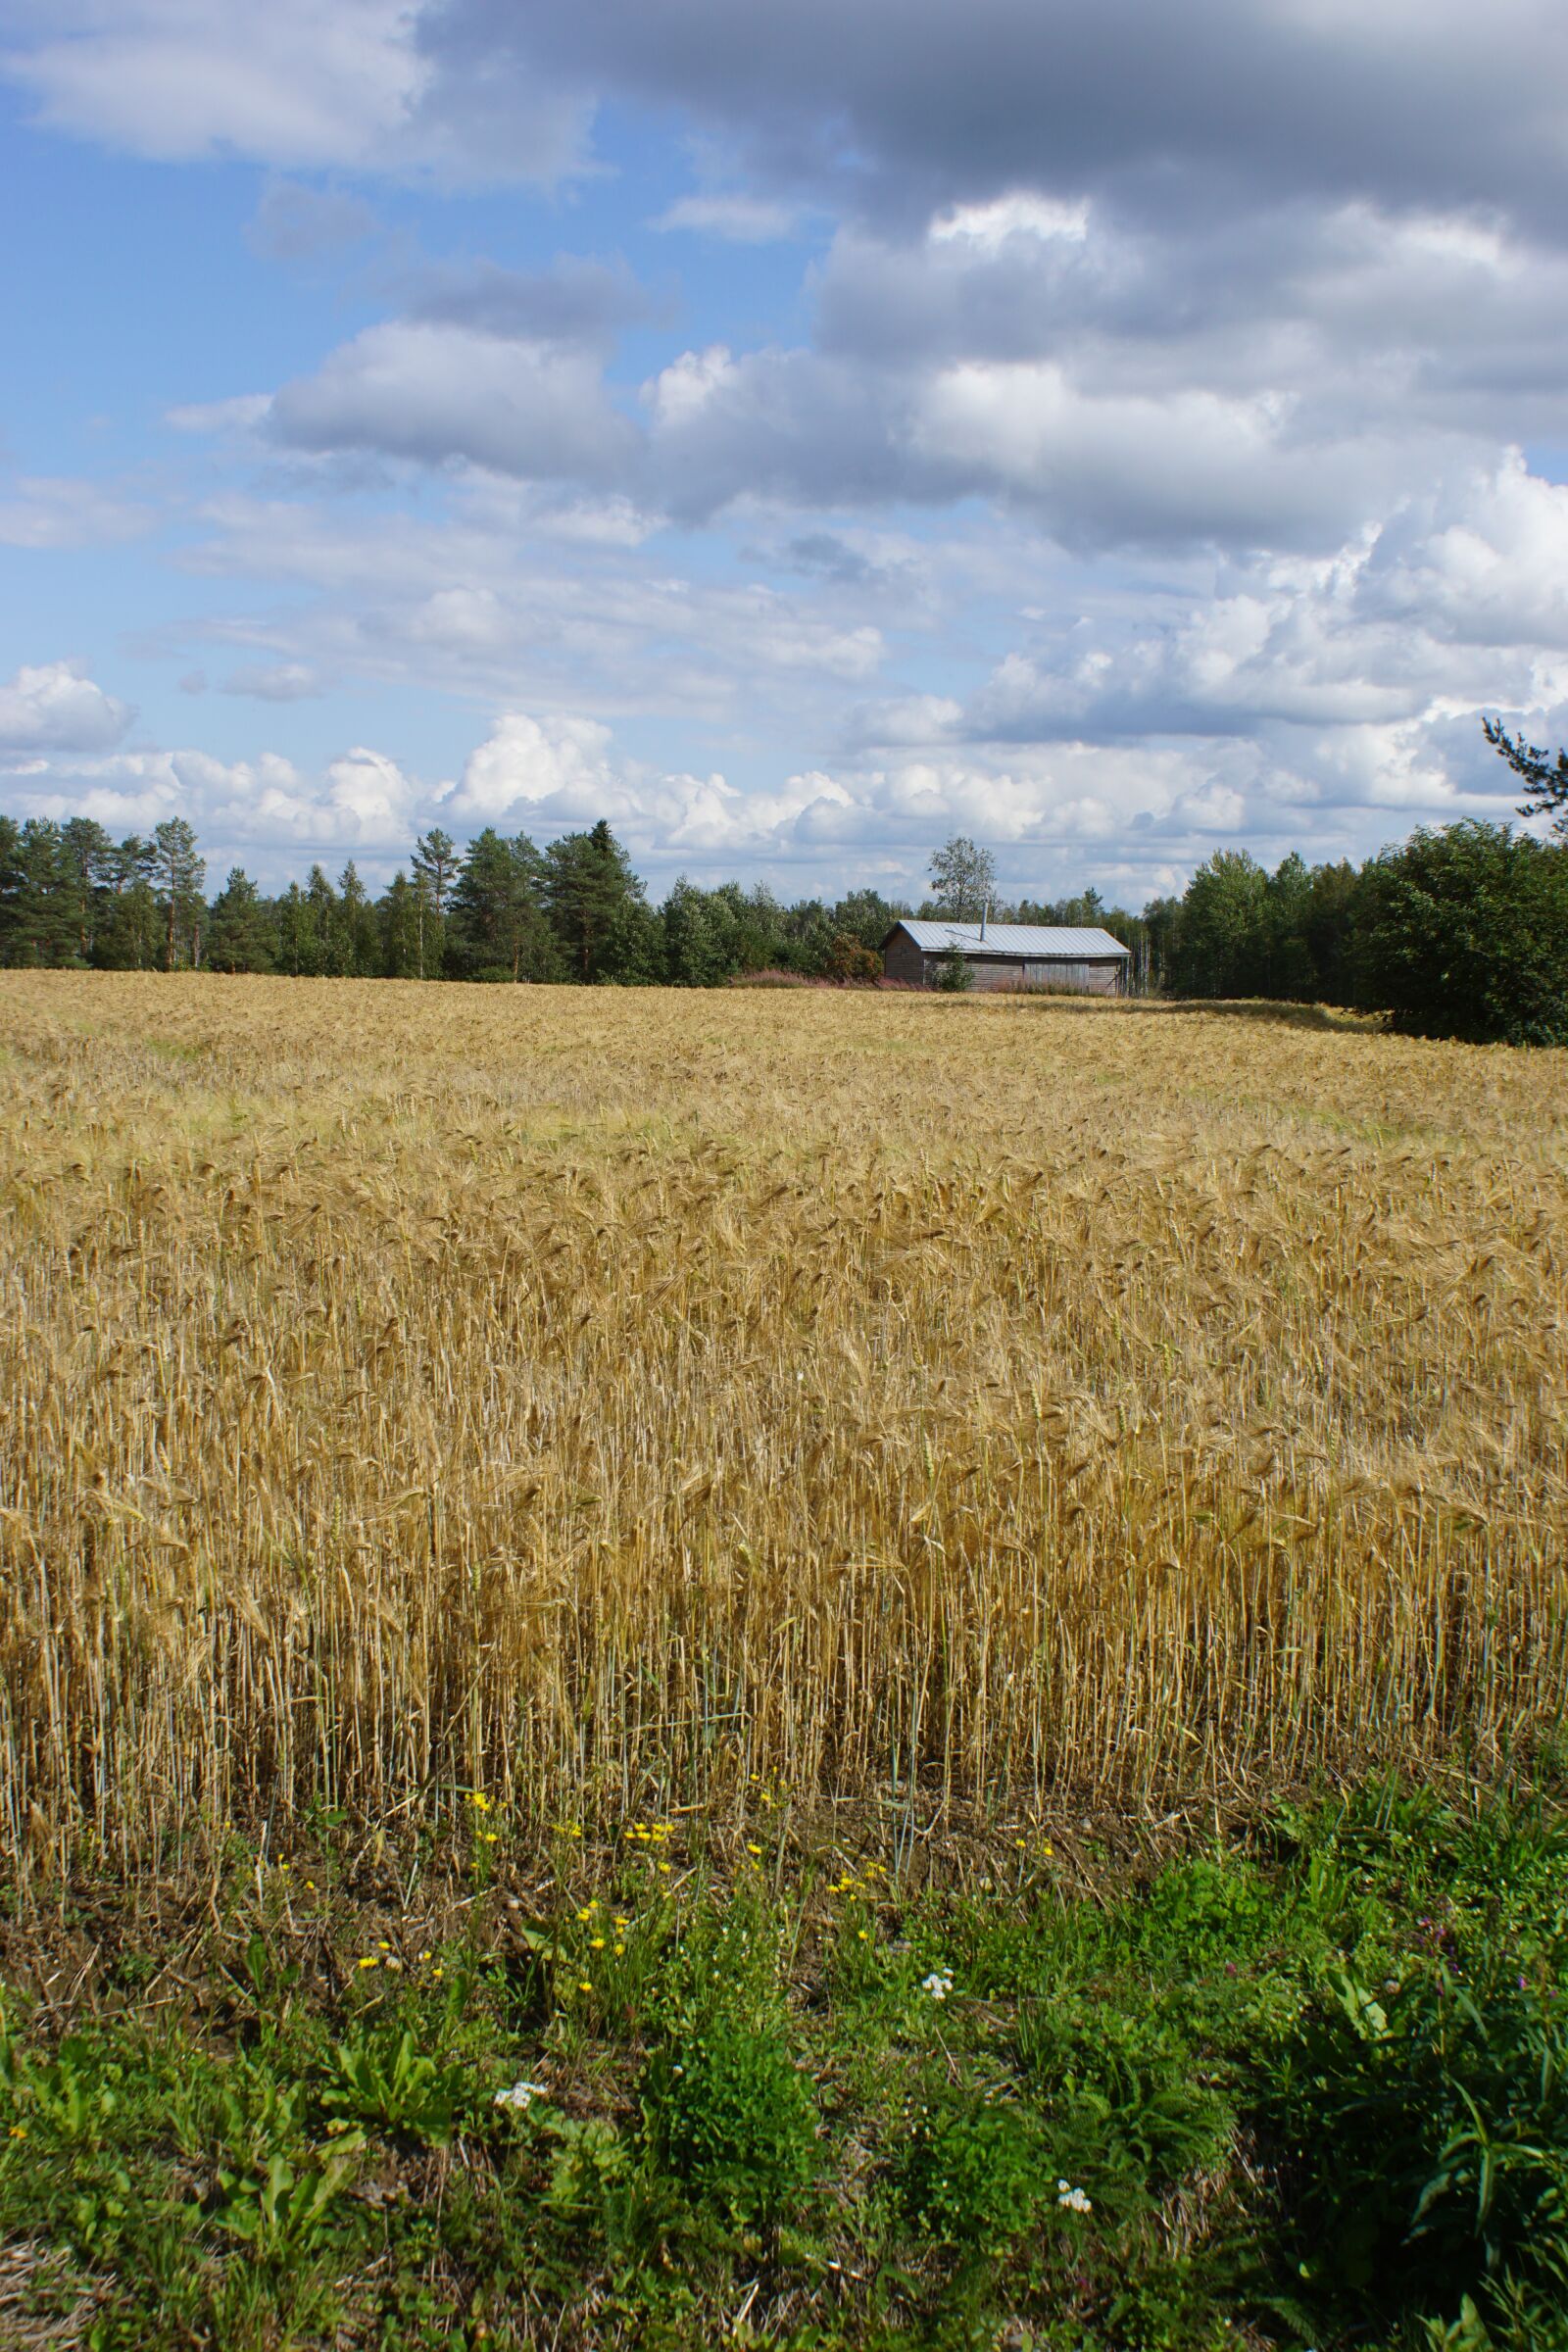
[1147,719,1568,1045]
[0,812,1163,994]
[3,723,1565,1041]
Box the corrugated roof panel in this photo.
[891,921,1130,957]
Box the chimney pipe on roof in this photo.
[980,899,988,940]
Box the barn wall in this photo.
[1014,958,1124,996]
[976,956,1125,995]
[881,929,926,986]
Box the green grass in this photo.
[5,1782,1568,2349]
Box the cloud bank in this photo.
[4,0,1568,898]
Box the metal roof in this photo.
[887,920,1130,958]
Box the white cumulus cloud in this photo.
[0,662,134,757]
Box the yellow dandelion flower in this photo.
[358,1956,379,1970]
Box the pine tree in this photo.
[96,837,161,970]
[448,829,558,981]
[410,828,457,977]
[1484,717,1568,836]
[61,817,115,962]
[2,821,78,965]
[411,827,457,909]
[151,818,206,970]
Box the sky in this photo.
[3,1,1568,906]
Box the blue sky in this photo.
[3,0,1568,904]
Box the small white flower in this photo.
[920,1970,954,2000]
[1056,2181,1093,2214]
[493,2080,549,2112]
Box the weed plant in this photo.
[1,1783,1566,2346]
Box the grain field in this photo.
[2,973,1565,1882]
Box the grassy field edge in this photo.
[6,1773,1568,2350]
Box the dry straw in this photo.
[2,973,1564,1880]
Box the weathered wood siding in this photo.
[882,928,926,987]
[966,957,1123,993]
[880,924,1127,993]
[1007,958,1124,996]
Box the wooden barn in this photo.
[881,918,1131,994]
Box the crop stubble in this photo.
[1,973,1564,1878]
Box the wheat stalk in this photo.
[1,973,1563,1879]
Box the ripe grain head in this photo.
[2,974,1564,1877]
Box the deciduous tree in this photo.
[1166,850,1269,998]
[1362,820,1568,1045]
[927,835,997,922]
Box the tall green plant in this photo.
[1362,820,1568,1044]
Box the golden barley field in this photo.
[2,972,1566,1881]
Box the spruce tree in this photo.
[544,820,645,982]
[207,869,276,973]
